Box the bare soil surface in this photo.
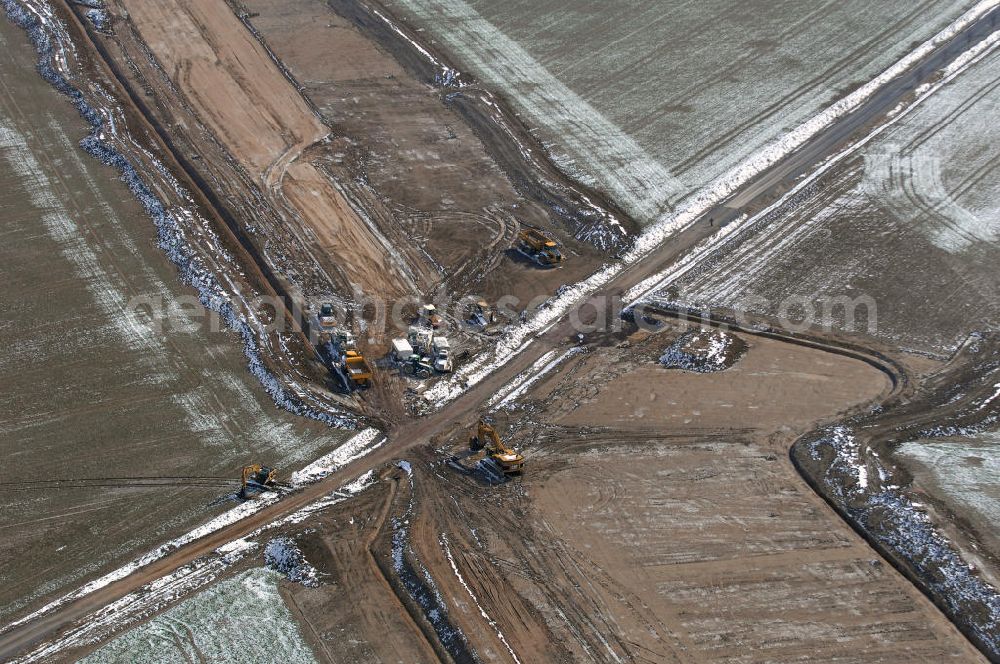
[646,27,1000,650]
[117,0,417,299]
[553,323,888,432]
[244,0,613,302]
[94,0,616,324]
[404,328,979,661]
[793,335,1000,657]
[279,474,440,664]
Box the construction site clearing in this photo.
[3,0,1000,662]
[45,316,988,663]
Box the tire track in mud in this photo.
[369,465,479,664]
[432,458,676,664]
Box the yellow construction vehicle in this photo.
[239,464,277,499]
[470,420,524,475]
[516,227,564,267]
[344,350,373,387]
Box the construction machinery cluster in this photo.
[243,228,562,489]
[311,226,565,392]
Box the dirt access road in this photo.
[2,4,999,661]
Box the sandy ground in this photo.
[416,329,978,661]
[0,15,353,625]
[553,329,887,432]
[278,476,441,663]
[115,0,415,299]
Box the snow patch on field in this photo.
[981,384,1000,411]
[0,121,153,352]
[862,151,999,252]
[659,330,745,373]
[16,545,257,663]
[899,432,1000,527]
[630,20,1000,313]
[393,0,995,231]
[290,427,384,485]
[2,491,281,636]
[812,426,872,495]
[78,569,315,664]
[264,537,319,587]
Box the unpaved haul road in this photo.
[2,4,998,661]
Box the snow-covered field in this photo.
[650,40,1000,353]
[79,569,316,664]
[899,432,1000,537]
[386,0,978,226]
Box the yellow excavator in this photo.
[470,420,524,475]
[239,464,277,499]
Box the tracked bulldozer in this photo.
[470,420,524,475]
